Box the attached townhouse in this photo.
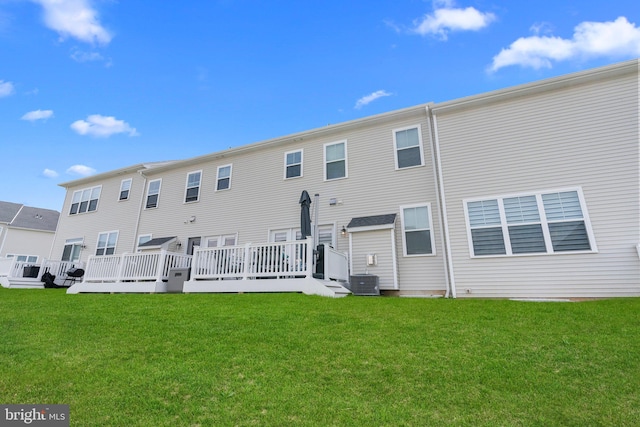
[0,201,59,264]
[43,58,639,298]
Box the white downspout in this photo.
[133,171,147,253]
[427,106,457,298]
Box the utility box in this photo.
[167,268,190,293]
[349,274,380,296]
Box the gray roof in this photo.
[347,214,397,229]
[139,236,177,247]
[0,201,59,232]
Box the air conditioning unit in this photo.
[349,274,380,296]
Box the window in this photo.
[205,234,237,247]
[284,150,303,179]
[137,234,152,251]
[324,141,347,180]
[96,231,118,256]
[146,179,161,209]
[394,125,424,169]
[62,238,83,262]
[401,204,435,256]
[185,171,201,203]
[6,254,38,263]
[119,179,132,201]
[216,165,232,191]
[465,189,595,257]
[269,225,335,247]
[69,186,101,215]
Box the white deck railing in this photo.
[0,258,83,280]
[192,239,315,280]
[84,250,192,283]
[323,245,349,282]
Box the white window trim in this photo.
[216,164,233,191]
[96,230,119,256]
[204,233,238,247]
[69,185,102,215]
[184,170,202,203]
[393,124,425,170]
[284,149,303,180]
[6,254,39,263]
[323,140,348,181]
[119,178,132,201]
[136,234,152,251]
[400,203,436,257]
[145,179,162,209]
[463,187,598,258]
[268,223,336,247]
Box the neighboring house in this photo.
[50,59,640,298]
[0,201,59,263]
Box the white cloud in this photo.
[0,80,15,97]
[355,90,393,109]
[71,49,103,62]
[70,114,139,138]
[31,0,112,45]
[66,164,96,177]
[21,109,54,122]
[412,0,496,40]
[490,17,640,72]
[42,168,59,178]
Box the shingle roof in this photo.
[0,201,23,224]
[138,236,177,247]
[0,201,59,232]
[347,214,397,229]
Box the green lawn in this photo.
[1,288,639,426]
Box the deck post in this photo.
[115,253,127,283]
[242,243,251,280]
[156,250,167,282]
[306,237,314,279]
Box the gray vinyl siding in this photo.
[436,67,639,298]
[51,172,147,262]
[350,230,397,289]
[136,108,446,292]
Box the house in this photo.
[43,58,638,298]
[0,201,61,288]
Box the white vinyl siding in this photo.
[324,141,347,180]
[146,179,161,209]
[216,165,232,191]
[465,189,595,257]
[394,125,424,169]
[185,171,202,203]
[70,186,101,215]
[284,149,303,179]
[400,204,435,256]
[119,179,132,201]
[96,231,118,256]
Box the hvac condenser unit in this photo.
[349,274,380,296]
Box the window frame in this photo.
[464,187,597,258]
[184,170,202,203]
[400,203,436,257]
[216,164,232,191]
[324,140,348,181]
[204,234,238,248]
[136,234,152,251]
[145,179,162,209]
[6,254,38,263]
[62,238,84,262]
[393,124,425,170]
[69,185,102,215]
[284,149,303,179]
[95,231,119,256]
[119,178,132,201]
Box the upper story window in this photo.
[119,179,132,201]
[96,231,118,256]
[400,204,435,256]
[216,165,232,191]
[185,171,202,203]
[284,150,303,179]
[145,179,161,209]
[70,185,101,215]
[394,125,424,169]
[465,188,596,257]
[324,141,347,180]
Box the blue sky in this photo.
[1,0,639,211]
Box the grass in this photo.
[1,288,639,426]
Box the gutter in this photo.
[427,105,457,298]
[132,171,148,253]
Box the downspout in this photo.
[426,105,457,298]
[133,170,148,253]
